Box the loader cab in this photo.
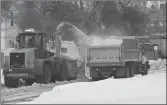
[16,30,47,49]
[16,29,51,59]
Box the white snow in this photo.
[90,36,123,46]
[1,69,4,84]
[149,59,166,71]
[18,72,166,104]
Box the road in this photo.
[1,59,166,104]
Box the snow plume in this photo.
[89,35,123,46]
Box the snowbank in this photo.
[18,72,166,104]
[149,59,166,73]
[1,69,4,84]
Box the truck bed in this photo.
[87,45,123,67]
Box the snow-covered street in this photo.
[1,59,166,104]
[18,71,166,104]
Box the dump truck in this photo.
[2,29,79,87]
[86,36,158,81]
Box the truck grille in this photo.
[98,67,113,78]
[10,53,25,68]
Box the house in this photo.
[1,20,21,49]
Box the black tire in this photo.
[25,79,34,86]
[125,65,130,78]
[142,63,148,76]
[113,70,119,79]
[44,65,52,84]
[129,63,135,77]
[35,65,52,84]
[60,62,68,81]
[51,75,56,83]
[92,77,101,81]
[4,77,19,88]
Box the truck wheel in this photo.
[125,66,130,78]
[4,77,19,88]
[142,63,148,76]
[25,79,34,86]
[51,75,56,83]
[129,63,135,77]
[92,77,100,81]
[60,63,68,81]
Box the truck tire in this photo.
[51,75,56,83]
[142,63,148,76]
[25,79,34,86]
[60,63,68,81]
[129,63,135,77]
[125,65,130,78]
[35,65,52,84]
[4,77,19,88]
[91,77,101,81]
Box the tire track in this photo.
[1,78,91,104]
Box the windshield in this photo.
[17,34,41,48]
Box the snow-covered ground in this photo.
[1,59,166,104]
[1,70,4,84]
[17,59,166,104]
[18,71,166,104]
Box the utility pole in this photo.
[5,11,8,49]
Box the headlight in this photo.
[21,65,24,67]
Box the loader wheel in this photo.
[129,63,135,77]
[35,65,52,84]
[44,65,52,84]
[25,79,34,86]
[4,77,19,88]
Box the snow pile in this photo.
[90,36,122,46]
[1,85,32,97]
[1,69,4,84]
[19,72,166,104]
[149,59,166,73]
[1,78,89,97]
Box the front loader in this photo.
[3,29,78,87]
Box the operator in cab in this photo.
[28,36,35,47]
